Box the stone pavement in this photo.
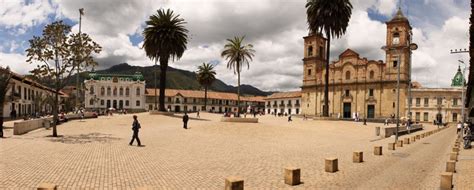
[0,113,459,189]
[454,136,474,189]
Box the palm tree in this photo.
[221,36,255,116]
[0,67,12,138]
[466,0,473,114]
[196,63,216,112]
[306,0,352,117]
[143,9,188,111]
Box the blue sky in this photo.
[0,0,471,91]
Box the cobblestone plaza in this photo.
[1,113,468,189]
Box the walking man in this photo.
[129,115,142,146]
[288,115,292,122]
[196,110,200,118]
[183,112,189,129]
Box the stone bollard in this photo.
[37,183,57,190]
[374,146,383,156]
[404,138,410,145]
[353,151,363,163]
[440,172,453,190]
[397,140,403,147]
[452,147,459,153]
[416,135,420,140]
[375,126,381,136]
[449,152,458,161]
[284,167,301,186]
[410,136,416,143]
[421,134,425,138]
[446,161,456,173]
[388,142,396,150]
[225,176,244,190]
[325,157,338,173]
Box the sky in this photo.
[0,0,471,91]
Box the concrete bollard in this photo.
[404,138,410,145]
[284,167,301,186]
[37,183,57,190]
[416,135,420,140]
[325,157,338,173]
[421,134,425,138]
[411,136,416,143]
[388,142,396,150]
[440,172,453,190]
[452,147,459,153]
[225,176,244,190]
[449,152,458,161]
[446,161,456,173]
[375,126,380,136]
[353,151,363,163]
[397,140,403,147]
[374,146,383,156]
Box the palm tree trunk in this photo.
[204,86,208,112]
[158,56,168,112]
[154,61,158,110]
[467,0,473,111]
[237,70,241,117]
[324,31,330,117]
[0,107,4,137]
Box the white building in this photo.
[84,72,146,112]
[264,91,302,115]
[2,69,59,118]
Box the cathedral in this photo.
[301,9,416,119]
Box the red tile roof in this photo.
[145,88,265,102]
[264,91,302,100]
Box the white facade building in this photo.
[264,91,302,115]
[84,72,146,112]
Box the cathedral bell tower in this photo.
[384,8,414,82]
[302,33,327,87]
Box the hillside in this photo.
[68,63,272,96]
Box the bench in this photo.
[13,118,51,135]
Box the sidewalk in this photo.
[454,142,474,189]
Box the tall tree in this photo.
[221,36,255,116]
[306,0,353,117]
[467,0,474,114]
[196,63,216,112]
[26,21,101,137]
[143,9,188,111]
[0,67,12,138]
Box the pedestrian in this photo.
[129,115,142,146]
[197,110,200,118]
[384,118,389,126]
[183,112,189,129]
[457,121,462,134]
[288,115,292,122]
[363,118,367,125]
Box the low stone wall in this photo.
[383,124,423,138]
[220,117,258,123]
[149,110,174,116]
[13,118,50,135]
[65,112,97,120]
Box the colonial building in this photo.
[145,89,265,113]
[84,72,146,112]
[1,68,60,118]
[264,91,301,115]
[301,9,414,119]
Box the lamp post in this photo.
[459,60,468,135]
[76,8,84,111]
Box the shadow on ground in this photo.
[47,133,121,144]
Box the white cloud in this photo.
[0,0,55,30]
[0,52,36,74]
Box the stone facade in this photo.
[409,87,463,123]
[84,72,146,112]
[301,9,413,119]
[264,91,301,115]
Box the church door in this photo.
[367,105,375,118]
[343,103,351,118]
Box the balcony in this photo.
[272,103,277,107]
[279,104,285,107]
[294,103,300,107]
[286,103,292,107]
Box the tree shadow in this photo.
[47,133,121,144]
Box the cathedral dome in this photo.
[451,65,465,87]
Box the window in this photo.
[424,98,429,107]
[90,86,94,95]
[453,98,458,106]
[437,97,443,105]
[296,100,300,105]
[100,100,104,106]
[369,89,374,97]
[136,87,141,96]
[369,71,374,79]
[393,60,398,68]
[393,102,395,108]
[113,87,117,96]
[307,46,313,57]
[125,100,129,107]
[345,71,351,80]
[453,113,458,122]
[423,112,429,121]
[125,87,130,96]
[345,89,350,97]
[308,69,312,76]
[89,98,94,105]
[415,112,420,121]
[119,87,123,96]
[168,97,172,103]
[101,87,105,96]
[184,98,187,103]
[416,98,421,107]
[136,100,140,106]
[392,32,400,45]
[319,46,324,58]
[107,87,111,96]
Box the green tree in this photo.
[221,36,255,116]
[306,0,353,117]
[0,67,12,137]
[26,21,101,137]
[196,63,216,111]
[142,9,189,111]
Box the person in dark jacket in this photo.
[183,112,189,129]
[129,115,141,146]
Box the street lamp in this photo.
[459,60,468,135]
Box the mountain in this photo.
[70,63,273,96]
